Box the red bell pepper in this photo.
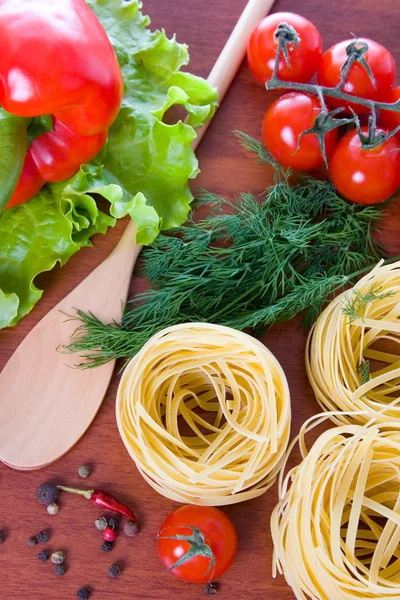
[0,0,124,209]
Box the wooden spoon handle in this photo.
[114,0,276,251]
[195,0,276,147]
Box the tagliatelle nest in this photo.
[271,418,400,600]
[116,323,291,505]
[306,260,400,426]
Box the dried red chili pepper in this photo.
[57,486,137,522]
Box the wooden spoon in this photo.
[0,0,276,470]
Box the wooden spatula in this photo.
[0,0,276,470]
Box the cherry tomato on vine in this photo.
[157,505,238,583]
[317,39,395,114]
[247,12,322,85]
[380,86,400,132]
[262,92,338,170]
[329,127,400,204]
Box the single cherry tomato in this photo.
[247,12,322,85]
[317,39,395,114]
[157,505,238,583]
[262,92,338,170]
[380,86,400,132]
[329,126,400,204]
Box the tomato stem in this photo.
[350,106,400,149]
[158,526,216,579]
[339,37,376,90]
[296,106,355,167]
[273,22,301,79]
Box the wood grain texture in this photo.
[0,0,399,598]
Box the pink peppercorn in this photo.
[103,527,117,542]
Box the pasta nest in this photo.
[306,260,400,425]
[116,323,291,505]
[272,420,400,600]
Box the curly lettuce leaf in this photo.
[88,0,218,243]
[0,163,116,327]
[0,0,217,328]
[0,291,19,329]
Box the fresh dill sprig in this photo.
[358,360,371,385]
[234,131,283,175]
[65,134,387,368]
[342,284,394,323]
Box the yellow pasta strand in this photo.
[116,323,291,505]
[271,419,400,600]
[306,260,400,425]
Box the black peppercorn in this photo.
[108,517,119,530]
[55,564,66,576]
[0,532,4,545]
[108,564,121,579]
[77,589,90,600]
[37,483,59,506]
[38,551,49,562]
[37,531,49,544]
[27,536,38,548]
[205,582,219,595]
[101,541,113,553]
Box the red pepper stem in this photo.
[57,485,93,500]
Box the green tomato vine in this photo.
[267,23,400,157]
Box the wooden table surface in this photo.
[1,0,400,598]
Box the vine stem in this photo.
[266,78,400,113]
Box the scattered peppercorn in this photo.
[108,564,121,579]
[0,533,4,545]
[101,541,113,553]
[51,550,65,565]
[77,589,90,600]
[123,520,139,537]
[108,517,120,530]
[95,516,108,531]
[205,583,219,595]
[47,503,59,516]
[27,536,38,548]
[55,564,66,576]
[78,465,91,478]
[37,482,59,506]
[103,527,117,542]
[37,531,49,544]
[38,551,49,562]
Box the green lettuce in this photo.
[0,163,116,327]
[0,0,218,329]
[90,0,218,240]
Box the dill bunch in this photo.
[66,133,386,368]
